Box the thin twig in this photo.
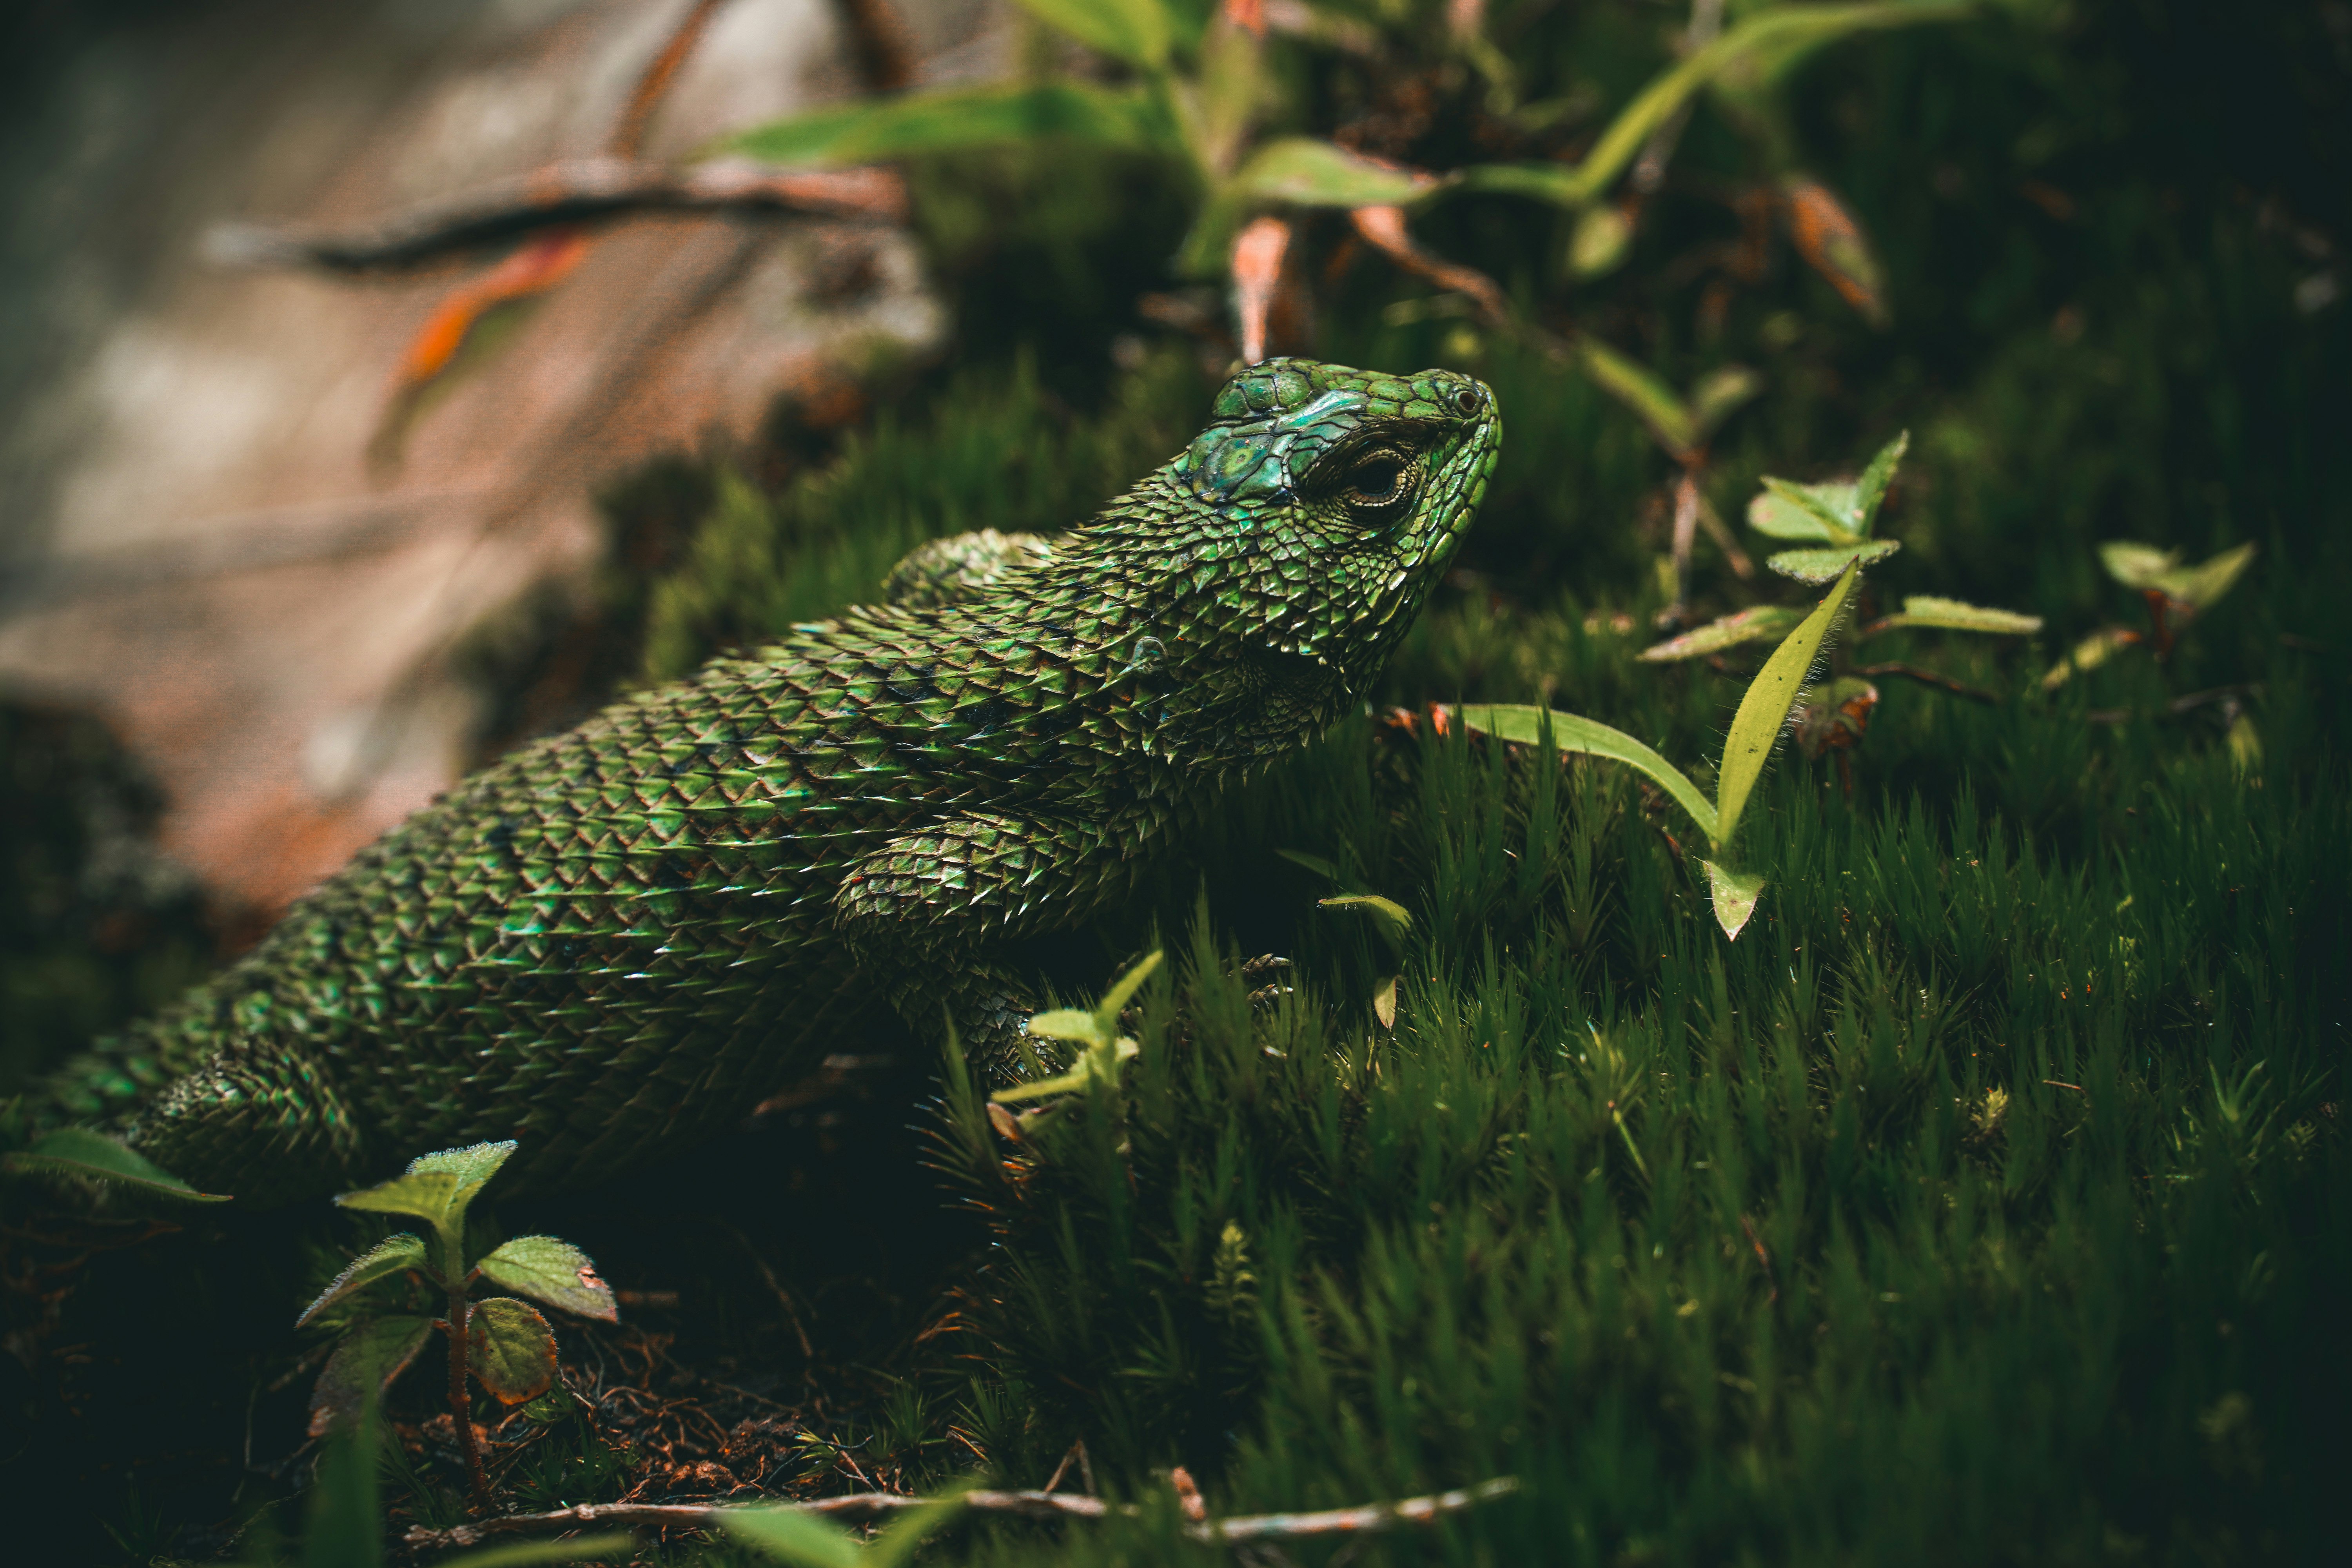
[610,0,729,159]
[403,1476,1519,1551]
[206,160,907,274]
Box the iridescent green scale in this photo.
[57,361,1500,1204]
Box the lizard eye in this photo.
[1343,451,1411,510]
[1452,386,1481,417]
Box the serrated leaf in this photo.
[1318,895,1414,952]
[1013,0,1171,69]
[1228,137,1436,208]
[308,1315,433,1436]
[298,1233,429,1329]
[1715,560,1863,849]
[468,1297,559,1404]
[1767,539,1901,583]
[1869,596,2043,635]
[3,1128,230,1203]
[408,1139,516,1195]
[1456,705,1719,844]
[1851,430,1910,534]
[2097,541,2179,590]
[339,1141,514,1234]
[2164,541,2256,608]
[725,82,1171,167]
[475,1236,618,1323]
[1639,604,1807,661]
[1577,337,1693,455]
[1700,862,1768,940]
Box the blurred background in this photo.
[0,0,2345,1553]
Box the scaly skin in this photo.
[50,359,1500,1205]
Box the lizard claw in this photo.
[1241,953,1296,1011]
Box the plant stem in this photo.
[443,1230,487,1504]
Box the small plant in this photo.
[296,1140,617,1504]
[1637,432,2043,791]
[2042,539,2258,688]
[988,951,1165,1134]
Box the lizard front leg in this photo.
[831,811,1138,1080]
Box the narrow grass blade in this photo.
[1714,559,1862,849]
[1457,705,1719,844]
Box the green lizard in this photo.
[44,359,1500,1205]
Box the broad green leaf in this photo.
[3,1127,230,1203]
[467,1297,559,1404]
[1868,596,2043,635]
[1013,0,1171,69]
[408,1139,515,1195]
[1568,203,1632,278]
[1275,848,1339,881]
[1767,538,1901,583]
[1748,482,1846,542]
[1715,559,1863,849]
[1577,337,1693,455]
[1754,476,1860,542]
[475,1236,618,1323]
[1457,705,1720,845]
[1638,604,1807,661]
[2096,541,2179,590]
[340,1141,513,1234]
[726,82,1172,167]
[2166,541,2257,608]
[1687,366,1763,446]
[1700,862,1768,941]
[1851,430,1910,533]
[297,1232,429,1328]
[302,1402,382,1568]
[1318,894,1414,953]
[436,1537,637,1568]
[1227,137,1436,208]
[2041,626,2139,690]
[308,1315,433,1436]
[1455,4,1968,209]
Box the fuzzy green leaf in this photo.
[308,1315,432,1436]
[1457,705,1720,845]
[1013,0,1171,69]
[1026,1008,1106,1045]
[1715,559,1863,849]
[725,82,1171,167]
[339,1141,513,1234]
[1639,605,1807,661]
[3,1128,230,1203]
[475,1236,618,1323]
[1767,539,1901,583]
[1701,862,1768,941]
[297,1232,429,1329]
[1228,137,1437,208]
[1094,949,1165,1036]
[1752,477,1860,543]
[1870,596,2043,635]
[468,1297,559,1405]
[1851,430,1910,534]
[1577,337,1693,455]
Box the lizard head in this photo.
[1087,358,1500,756]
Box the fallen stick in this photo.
[206,158,907,274]
[403,1475,1519,1552]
